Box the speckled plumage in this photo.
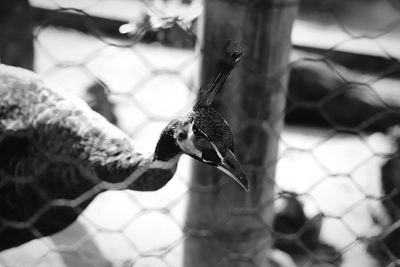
[191,107,234,154]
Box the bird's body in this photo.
[0,41,247,251]
[0,64,174,250]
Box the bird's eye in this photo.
[195,136,212,150]
[177,131,187,141]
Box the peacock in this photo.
[0,41,248,251]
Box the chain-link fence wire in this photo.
[1,0,400,266]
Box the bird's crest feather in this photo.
[194,40,244,110]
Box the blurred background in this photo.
[1,0,400,266]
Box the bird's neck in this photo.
[126,120,183,191]
[153,120,182,162]
[95,120,183,191]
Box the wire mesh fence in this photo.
[1,0,400,266]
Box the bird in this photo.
[286,59,400,132]
[367,127,400,264]
[0,41,248,251]
[273,191,322,253]
[272,191,341,265]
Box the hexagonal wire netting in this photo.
[1,0,400,266]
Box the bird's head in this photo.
[178,41,247,190]
[154,41,247,190]
[173,106,248,191]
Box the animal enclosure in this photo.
[1,0,400,267]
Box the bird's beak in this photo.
[217,150,248,191]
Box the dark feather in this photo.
[195,40,244,109]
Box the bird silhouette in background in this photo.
[273,191,322,253]
[367,126,400,265]
[286,59,400,132]
[84,80,118,126]
[0,41,248,251]
[273,191,341,265]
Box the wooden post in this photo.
[184,1,297,267]
[0,0,34,70]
